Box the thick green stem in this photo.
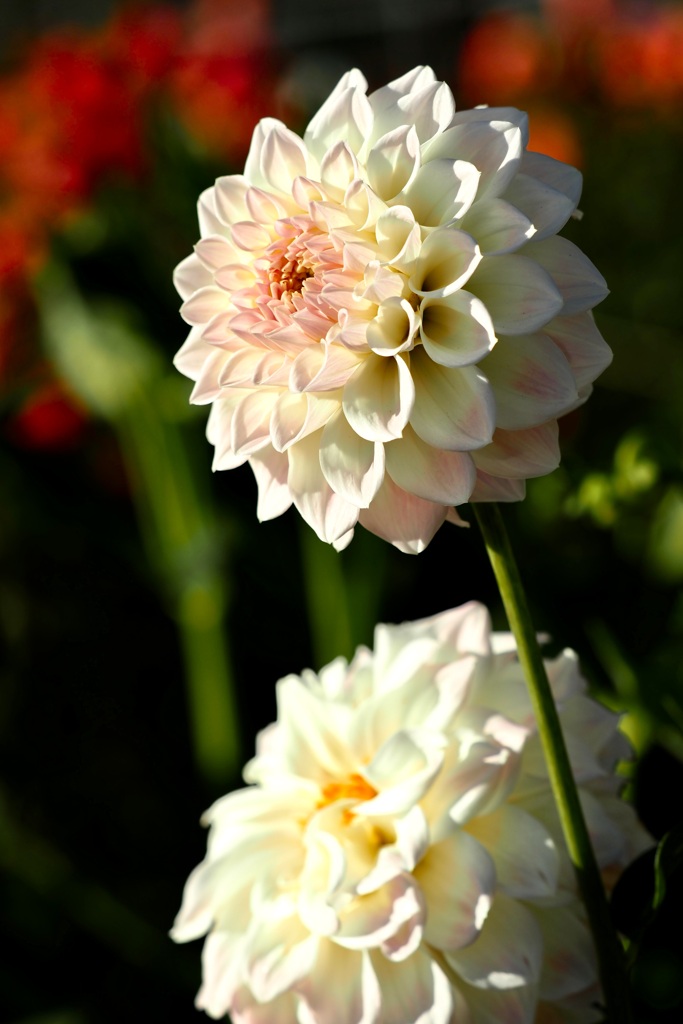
[473,503,632,1023]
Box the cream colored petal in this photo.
[230,220,272,252]
[320,140,360,193]
[523,236,609,315]
[206,392,251,469]
[174,252,213,299]
[447,894,542,990]
[409,227,482,298]
[415,830,495,951]
[472,422,560,480]
[419,290,496,367]
[260,122,310,193]
[245,185,291,223]
[375,205,422,270]
[366,125,421,201]
[359,474,447,554]
[214,174,250,223]
[410,350,495,452]
[368,66,436,116]
[270,392,338,452]
[288,430,360,544]
[297,943,380,1024]
[466,805,559,900]
[243,907,318,1003]
[370,947,458,1024]
[533,907,596,1002]
[367,297,417,356]
[453,979,537,1024]
[198,185,228,237]
[231,391,279,456]
[385,425,476,505]
[189,347,230,404]
[213,263,258,292]
[304,81,373,159]
[470,471,526,503]
[421,739,520,836]
[181,286,230,326]
[289,344,360,392]
[370,80,455,146]
[460,198,535,255]
[275,672,355,780]
[521,151,582,207]
[342,353,414,442]
[422,119,524,200]
[502,174,575,242]
[334,872,425,958]
[359,728,448,817]
[320,411,385,508]
[544,312,612,390]
[356,806,430,896]
[175,325,217,381]
[244,117,290,188]
[467,255,563,335]
[402,159,480,227]
[480,334,577,430]
[450,106,529,148]
[249,447,293,521]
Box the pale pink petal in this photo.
[249,447,293,520]
[196,933,244,1019]
[465,805,559,900]
[385,425,476,504]
[270,393,338,452]
[403,159,480,227]
[422,119,524,200]
[175,325,217,381]
[335,873,425,956]
[419,290,496,367]
[297,944,380,1024]
[370,947,458,1024]
[410,350,495,451]
[409,226,482,297]
[243,908,318,1002]
[195,234,242,271]
[415,830,495,950]
[448,894,542,990]
[288,430,360,543]
[320,411,385,507]
[190,347,230,404]
[359,728,448,816]
[524,236,609,315]
[470,472,526,502]
[304,81,373,160]
[214,174,250,223]
[481,333,578,430]
[453,979,538,1024]
[502,173,575,242]
[198,186,228,236]
[231,987,299,1024]
[174,252,213,300]
[521,151,582,207]
[230,220,272,252]
[260,123,311,194]
[467,254,563,335]
[366,125,421,201]
[359,474,447,554]
[320,140,360,194]
[231,391,279,456]
[207,394,251,470]
[533,907,596,1002]
[544,311,612,389]
[472,422,560,480]
[460,197,535,254]
[343,353,415,442]
[246,186,290,224]
[181,286,230,326]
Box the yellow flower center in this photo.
[319,772,377,807]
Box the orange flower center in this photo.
[319,772,377,809]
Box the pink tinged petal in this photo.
[423,119,524,200]
[409,227,482,298]
[243,117,285,188]
[359,728,448,816]
[244,908,318,1002]
[198,185,228,237]
[366,125,421,201]
[481,333,578,430]
[305,83,373,160]
[385,425,476,505]
[466,806,559,900]
[447,894,543,990]
[320,411,385,507]
[460,198,535,255]
[335,872,425,957]
[359,473,447,553]
[467,254,563,335]
[181,286,230,326]
[297,943,380,1024]
[249,447,293,520]
[454,980,538,1024]
[522,151,582,207]
[524,236,609,315]
[276,673,354,779]
[231,391,280,456]
[289,344,360,392]
[320,140,359,194]
[343,353,414,443]
[354,261,405,306]
[450,106,530,148]
[544,312,612,390]
[214,173,250,222]
[402,159,481,227]
[194,234,242,272]
[472,421,560,480]
[371,80,455,147]
[446,506,470,526]
[208,394,251,470]
[419,290,496,367]
[375,205,422,270]
[415,830,495,950]
[533,907,596,1002]
[368,66,437,115]
[218,348,287,389]
[213,263,258,292]
[291,175,326,208]
[231,987,300,1024]
[370,947,457,1024]
[174,252,213,300]
[502,174,575,242]
[175,325,216,381]
[246,185,291,223]
[259,123,310,193]
[288,429,360,543]
[194,932,243,1019]
[270,392,338,452]
[190,347,230,404]
[343,179,387,232]
[231,220,272,252]
[357,806,430,896]
[367,297,417,357]
[410,348,495,451]
[470,471,526,503]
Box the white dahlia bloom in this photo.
[173,603,649,1024]
[174,66,611,552]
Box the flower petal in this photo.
[467,254,564,335]
[385,425,476,504]
[466,805,559,900]
[422,119,524,200]
[343,354,415,442]
[480,334,578,430]
[366,125,421,201]
[403,159,481,227]
[288,430,360,543]
[359,474,447,554]
[460,197,535,255]
[409,226,482,298]
[533,907,596,1002]
[415,830,495,950]
[472,422,560,480]
[419,289,497,367]
[502,173,575,242]
[447,894,543,990]
[250,447,293,521]
[410,349,495,451]
[544,312,612,390]
[524,236,609,315]
[297,944,380,1024]
[320,410,385,507]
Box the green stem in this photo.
[473,503,632,1024]
[299,522,354,666]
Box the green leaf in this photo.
[653,822,683,910]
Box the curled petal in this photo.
[366,125,421,201]
[419,290,497,367]
[250,447,293,521]
[409,227,482,298]
[320,411,386,508]
[410,348,495,452]
[288,430,360,544]
[343,353,415,442]
[367,297,417,357]
[402,159,480,227]
[375,205,422,270]
[359,474,447,554]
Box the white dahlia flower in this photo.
[173,602,649,1024]
[174,66,611,552]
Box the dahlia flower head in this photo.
[174,66,611,553]
[173,602,649,1024]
